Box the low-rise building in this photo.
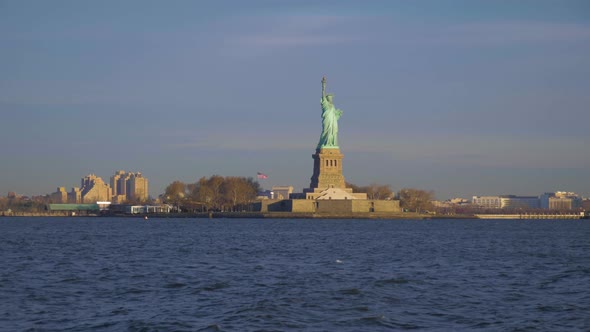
[500,195,540,209]
[109,204,172,214]
[271,186,294,199]
[540,192,582,210]
[473,195,540,210]
[48,203,100,215]
[472,196,502,209]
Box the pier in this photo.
[475,213,584,220]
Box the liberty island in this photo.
[256,77,401,215]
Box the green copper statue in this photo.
[317,76,343,149]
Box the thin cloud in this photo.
[343,133,590,169]
[227,15,366,51]
[226,17,590,53]
[391,21,590,46]
[240,35,361,47]
[447,21,590,44]
[161,128,312,151]
[165,140,309,151]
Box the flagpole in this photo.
[257,172,269,197]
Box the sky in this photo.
[1,0,589,200]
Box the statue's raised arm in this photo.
[321,76,327,100]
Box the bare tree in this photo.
[347,182,393,200]
[184,175,261,212]
[365,183,394,200]
[398,188,434,213]
[165,181,186,199]
[346,182,363,193]
[222,177,257,211]
[191,177,214,210]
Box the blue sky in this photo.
[1,0,589,200]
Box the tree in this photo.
[245,177,261,196]
[346,182,363,193]
[184,175,261,212]
[165,181,186,198]
[164,181,187,207]
[206,175,225,210]
[222,177,257,211]
[124,195,154,205]
[365,183,394,200]
[398,188,434,213]
[191,177,214,211]
[346,182,394,200]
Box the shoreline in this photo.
[2,212,585,220]
[2,211,446,219]
[0,212,506,220]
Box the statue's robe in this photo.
[318,97,342,148]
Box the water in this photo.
[1,217,589,331]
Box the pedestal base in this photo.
[309,148,346,190]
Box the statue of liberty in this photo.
[317,76,343,149]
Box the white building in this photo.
[500,196,539,209]
[473,195,540,209]
[271,186,294,199]
[472,196,501,209]
[540,192,582,210]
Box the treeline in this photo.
[162,176,436,214]
[346,182,395,200]
[346,182,435,213]
[0,196,47,213]
[163,175,261,212]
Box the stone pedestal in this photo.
[301,147,367,200]
[309,148,346,189]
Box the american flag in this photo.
[257,172,268,179]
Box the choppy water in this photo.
[1,217,589,331]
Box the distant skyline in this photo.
[1,1,589,200]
